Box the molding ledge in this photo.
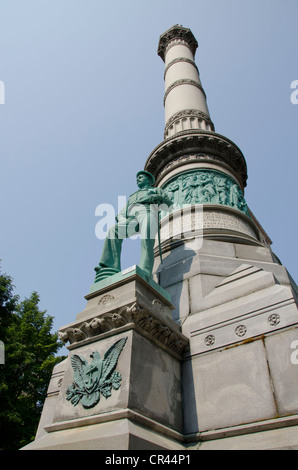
[145,130,248,188]
[59,301,189,360]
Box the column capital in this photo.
[158,25,198,62]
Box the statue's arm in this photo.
[156,188,174,209]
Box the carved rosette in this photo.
[59,301,189,359]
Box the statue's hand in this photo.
[149,194,163,204]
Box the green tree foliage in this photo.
[0,269,65,450]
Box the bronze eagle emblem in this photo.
[66,337,127,409]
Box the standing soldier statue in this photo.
[94,171,173,281]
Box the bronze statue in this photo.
[94,171,173,281]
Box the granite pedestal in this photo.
[22,267,189,450]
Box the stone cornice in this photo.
[59,301,189,360]
[145,130,248,188]
[158,25,198,62]
[156,153,242,189]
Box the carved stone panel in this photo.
[161,168,250,216]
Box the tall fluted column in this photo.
[145,25,266,250]
[158,25,214,138]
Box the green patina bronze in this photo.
[66,337,128,409]
[94,171,173,282]
[93,169,249,285]
[161,169,250,216]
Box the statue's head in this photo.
[136,171,155,189]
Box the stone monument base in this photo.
[21,267,189,450]
[21,258,298,450]
[153,237,298,450]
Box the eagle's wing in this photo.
[70,354,88,390]
[101,337,127,383]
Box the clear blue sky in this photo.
[0,0,297,341]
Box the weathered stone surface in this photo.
[22,271,188,450]
[184,340,277,434]
[265,328,298,416]
[234,243,273,262]
[166,280,189,324]
[79,265,173,322]
[129,331,182,431]
[35,359,67,440]
[22,418,185,450]
[199,422,298,450]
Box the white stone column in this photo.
[158,25,214,138]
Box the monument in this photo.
[23,25,298,450]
